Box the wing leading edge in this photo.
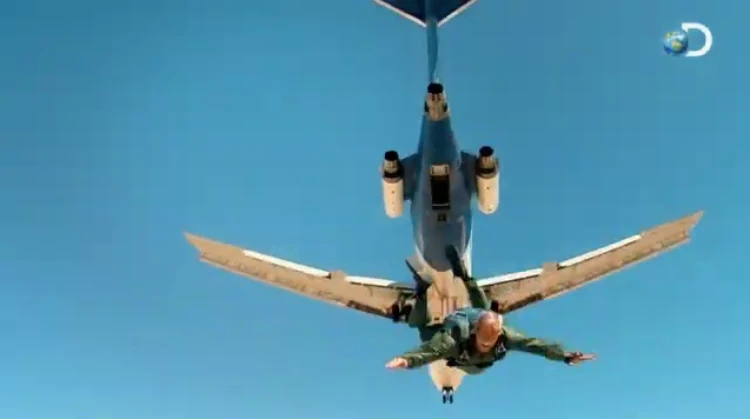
[184,233,413,320]
[477,211,704,314]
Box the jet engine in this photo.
[381,150,405,218]
[475,146,500,214]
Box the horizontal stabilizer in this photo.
[373,0,478,27]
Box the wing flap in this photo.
[185,233,411,319]
[480,211,704,313]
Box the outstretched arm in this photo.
[503,326,568,362]
[392,331,459,369]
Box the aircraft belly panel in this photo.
[426,271,470,324]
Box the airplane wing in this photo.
[184,233,414,320]
[476,211,704,314]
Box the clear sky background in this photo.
[1,0,748,418]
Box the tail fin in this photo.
[373,0,478,27]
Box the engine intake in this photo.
[381,150,405,218]
[475,146,500,214]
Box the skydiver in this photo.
[385,307,596,373]
[389,245,594,373]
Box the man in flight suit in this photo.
[385,308,595,372]
[386,246,595,375]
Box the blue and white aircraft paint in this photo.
[185,0,703,402]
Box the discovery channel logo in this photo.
[663,22,713,57]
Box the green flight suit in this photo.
[400,324,568,375]
[407,277,490,329]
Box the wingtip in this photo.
[184,232,205,250]
[685,210,705,231]
[642,210,705,239]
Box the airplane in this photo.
[184,0,704,404]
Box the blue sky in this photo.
[1,0,748,418]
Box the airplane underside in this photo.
[183,0,704,407]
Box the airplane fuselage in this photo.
[376,0,501,397]
[411,102,473,274]
[405,80,485,393]
[410,4,473,278]
[404,15,481,327]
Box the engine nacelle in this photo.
[475,146,500,214]
[381,150,405,218]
